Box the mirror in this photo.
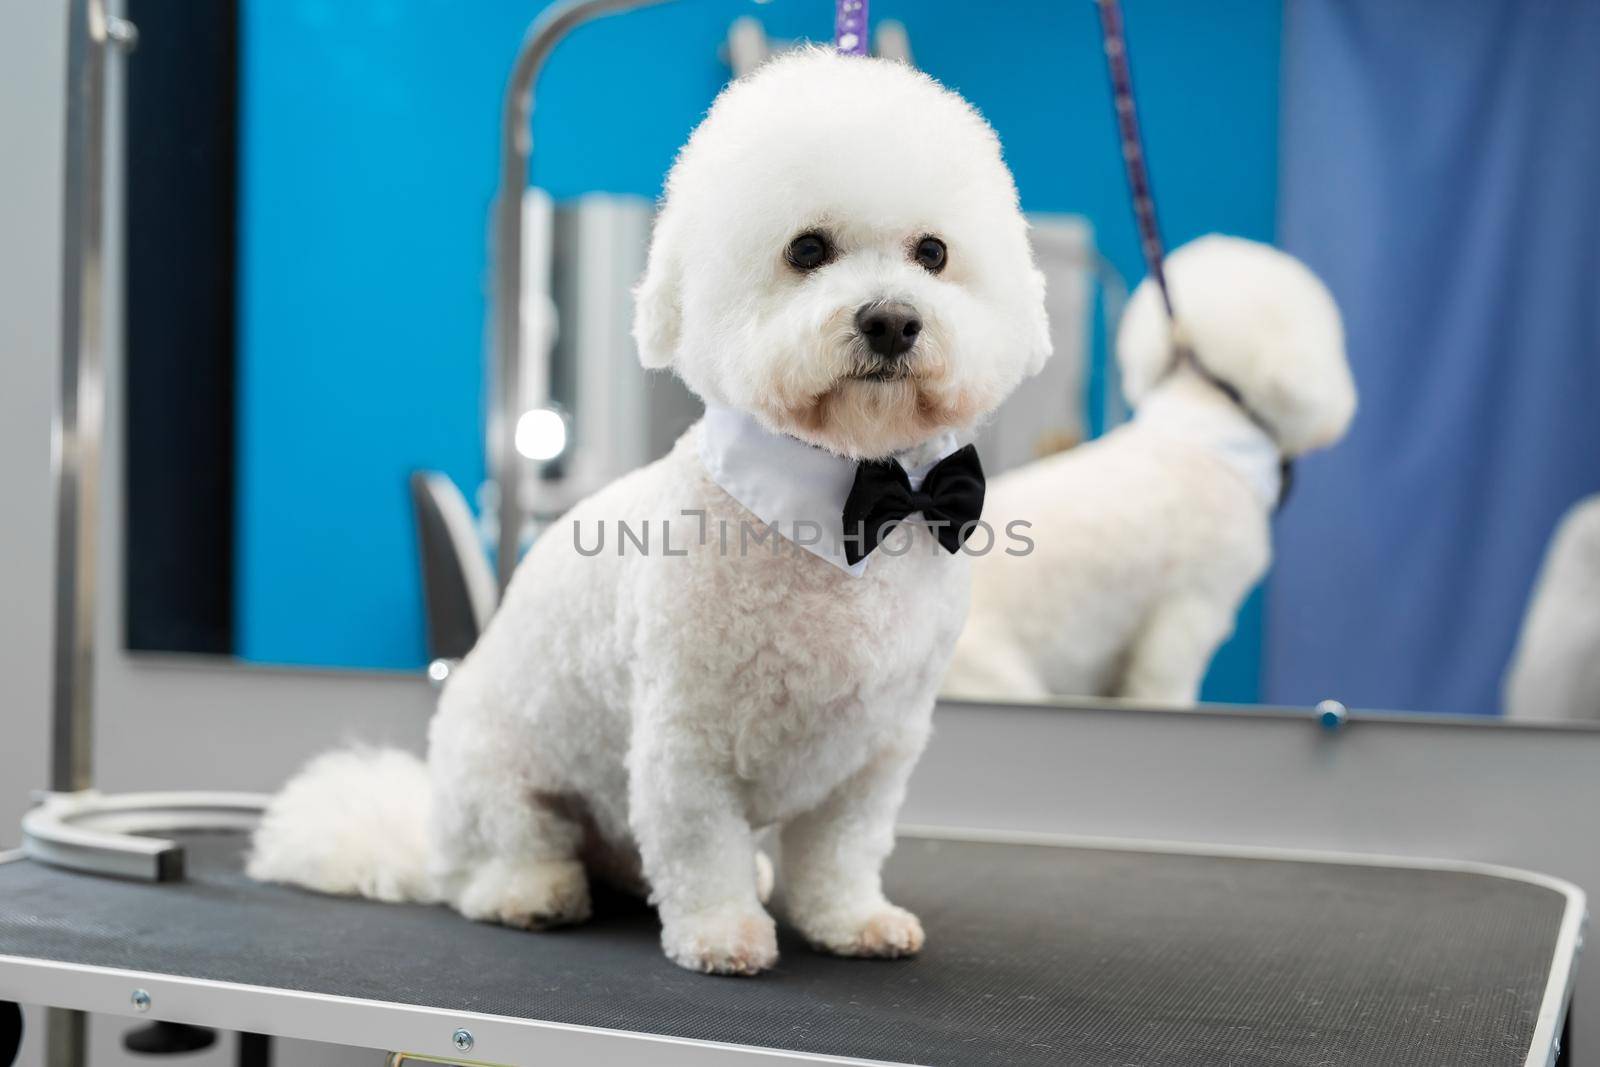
[122,1,1600,723]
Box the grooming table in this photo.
[0,831,1583,1067]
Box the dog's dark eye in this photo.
[913,236,947,273]
[786,232,833,272]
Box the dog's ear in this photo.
[1115,274,1173,407]
[632,215,683,371]
[1022,266,1053,378]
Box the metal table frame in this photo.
[0,829,1584,1067]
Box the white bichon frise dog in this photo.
[943,236,1355,705]
[249,49,1049,976]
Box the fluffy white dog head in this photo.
[633,49,1051,460]
[1118,235,1357,456]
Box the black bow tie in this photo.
[841,444,986,566]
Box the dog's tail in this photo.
[246,747,439,904]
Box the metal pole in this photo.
[48,0,133,1062]
[44,1006,85,1067]
[50,0,111,795]
[490,0,674,593]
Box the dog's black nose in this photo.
[856,302,922,358]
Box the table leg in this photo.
[44,1009,85,1067]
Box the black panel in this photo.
[121,1021,217,1055]
[410,472,483,660]
[123,0,238,654]
[0,835,1571,1067]
[0,1000,20,1067]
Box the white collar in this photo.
[697,405,962,576]
[1136,373,1283,509]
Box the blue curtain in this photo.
[1269,1,1600,714]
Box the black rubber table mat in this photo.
[0,834,1570,1066]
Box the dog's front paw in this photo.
[454,858,592,931]
[798,903,925,959]
[661,907,779,976]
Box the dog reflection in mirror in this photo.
[249,49,1049,975]
[945,236,1356,706]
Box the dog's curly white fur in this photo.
[1504,495,1600,722]
[944,236,1355,705]
[248,50,1049,975]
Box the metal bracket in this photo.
[21,791,270,882]
[724,15,913,79]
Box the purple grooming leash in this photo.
[835,0,868,54]
[1095,0,1176,322]
[1094,0,1294,505]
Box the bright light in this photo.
[427,659,452,683]
[514,407,567,462]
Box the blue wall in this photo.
[237,0,1283,690]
